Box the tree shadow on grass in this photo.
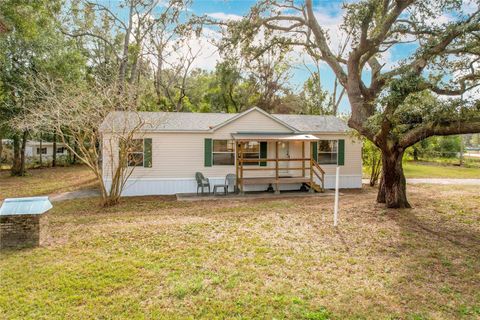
[386,208,480,318]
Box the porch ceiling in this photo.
[231,133,320,141]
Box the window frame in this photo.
[36,147,47,155]
[126,139,145,167]
[212,139,235,166]
[317,140,338,165]
[240,141,260,166]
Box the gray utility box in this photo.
[0,197,52,249]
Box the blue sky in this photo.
[104,0,478,113]
[104,0,371,113]
[187,0,354,113]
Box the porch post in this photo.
[239,142,244,195]
[302,141,305,177]
[309,141,314,193]
[235,141,239,193]
[275,141,279,194]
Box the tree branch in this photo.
[400,120,480,147]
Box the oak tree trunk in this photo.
[20,131,27,175]
[118,3,133,89]
[11,132,27,176]
[377,149,411,208]
[39,138,43,167]
[0,134,3,164]
[52,133,57,167]
[413,147,419,161]
[369,156,381,187]
[11,135,21,175]
[73,140,78,164]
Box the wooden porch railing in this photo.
[311,159,325,192]
[236,156,325,193]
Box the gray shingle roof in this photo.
[273,114,348,132]
[100,111,236,132]
[100,109,348,133]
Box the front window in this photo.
[241,141,260,166]
[318,140,338,164]
[56,147,66,154]
[126,139,144,167]
[37,147,47,155]
[213,140,235,165]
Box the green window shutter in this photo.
[259,141,267,166]
[143,138,152,168]
[338,139,345,166]
[312,142,318,162]
[204,138,212,167]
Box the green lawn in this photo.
[403,161,480,179]
[0,165,97,200]
[364,161,480,179]
[1,182,479,319]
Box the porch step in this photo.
[306,182,324,193]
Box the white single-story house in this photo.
[100,107,362,196]
[1,139,68,162]
[24,141,68,159]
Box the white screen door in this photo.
[278,142,290,176]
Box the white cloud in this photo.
[166,27,222,71]
[313,10,347,54]
[207,12,243,21]
[462,0,478,15]
[187,28,222,70]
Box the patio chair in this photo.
[195,172,210,195]
[213,173,237,196]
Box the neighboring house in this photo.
[1,139,68,162]
[100,107,362,196]
[25,141,68,160]
[0,139,13,163]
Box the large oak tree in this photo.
[222,0,480,208]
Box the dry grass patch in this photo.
[0,165,97,200]
[0,185,479,319]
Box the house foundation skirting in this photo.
[103,175,362,197]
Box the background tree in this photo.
[300,71,330,115]
[246,48,292,112]
[301,57,346,115]
[0,0,84,175]
[363,139,382,186]
[223,0,480,208]
[213,60,244,113]
[15,80,150,206]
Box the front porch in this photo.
[233,133,325,194]
[176,189,336,201]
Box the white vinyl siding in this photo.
[103,133,361,179]
[214,109,293,136]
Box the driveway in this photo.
[362,178,480,185]
[49,188,101,202]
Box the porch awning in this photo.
[231,133,320,141]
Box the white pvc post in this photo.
[334,166,340,227]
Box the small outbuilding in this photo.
[0,197,52,249]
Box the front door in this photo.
[278,141,290,176]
